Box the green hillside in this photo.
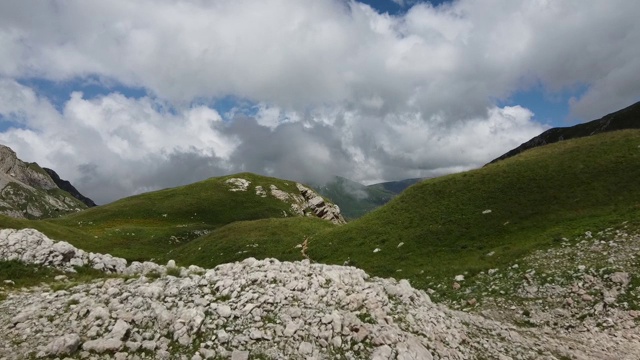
[310,130,640,294]
[2,130,638,301]
[0,173,339,263]
[176,217,335,267]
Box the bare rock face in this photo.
[0,144,89,219]
[295,183,346,225]
[0,145,58,190]
[268,183,346,224]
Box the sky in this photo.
[0,0,639,204]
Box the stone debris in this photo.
[435,226,640,360]
[1,228,640,359]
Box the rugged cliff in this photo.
[0,145,89,219]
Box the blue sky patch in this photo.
[358,0,451,15]
[18,76,148,112]
[499,84,589,127]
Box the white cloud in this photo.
[0,79,546,203]
[0,0,637,202]
[0,0,635,119]
[0,80,237,203]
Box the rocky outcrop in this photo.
[488,101,640,165]
[295,183,346,224]
[1,228,639,359]
[44,168,97,207]
[224,177,346,225]
[0,145,89,219]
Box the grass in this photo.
[1,131,639,303]
[0,172,336,264]
[176,217,335,268]
[310,130,640,295]
[0,260,109,300]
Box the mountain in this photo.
[43,168,97,207]
[312,129,640,300]
[0,172,344,263]
[367,177,423,194]
[0,145,88,219]
[488,101,640,164]
[315,176,423,220]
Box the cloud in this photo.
[0,79,237,203]
[1,0,636,119]
[0,79,546,203]
[0,0,637,203]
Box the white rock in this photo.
[225,178,251,192]
[231,350,249,360]
[298,341,314,355]
[372,345,394,360]
[45,334,81,356]
[109,319,131,340]
[82,338,123,353]
[284,321,300,337]
[217,305,232,318]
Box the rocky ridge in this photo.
[2,228,639,359]
[0,145,88,219]
[44,168,97,207]
[225,178,346,225]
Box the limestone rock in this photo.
[45,334,81,356]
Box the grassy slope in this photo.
[310,130,640,292]
[176,217,336,268]
[0,173,337,263]
[1,131,638,298]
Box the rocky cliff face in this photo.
[488,101,640,165]
[1,228,638,359]
[0,145,89,219]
